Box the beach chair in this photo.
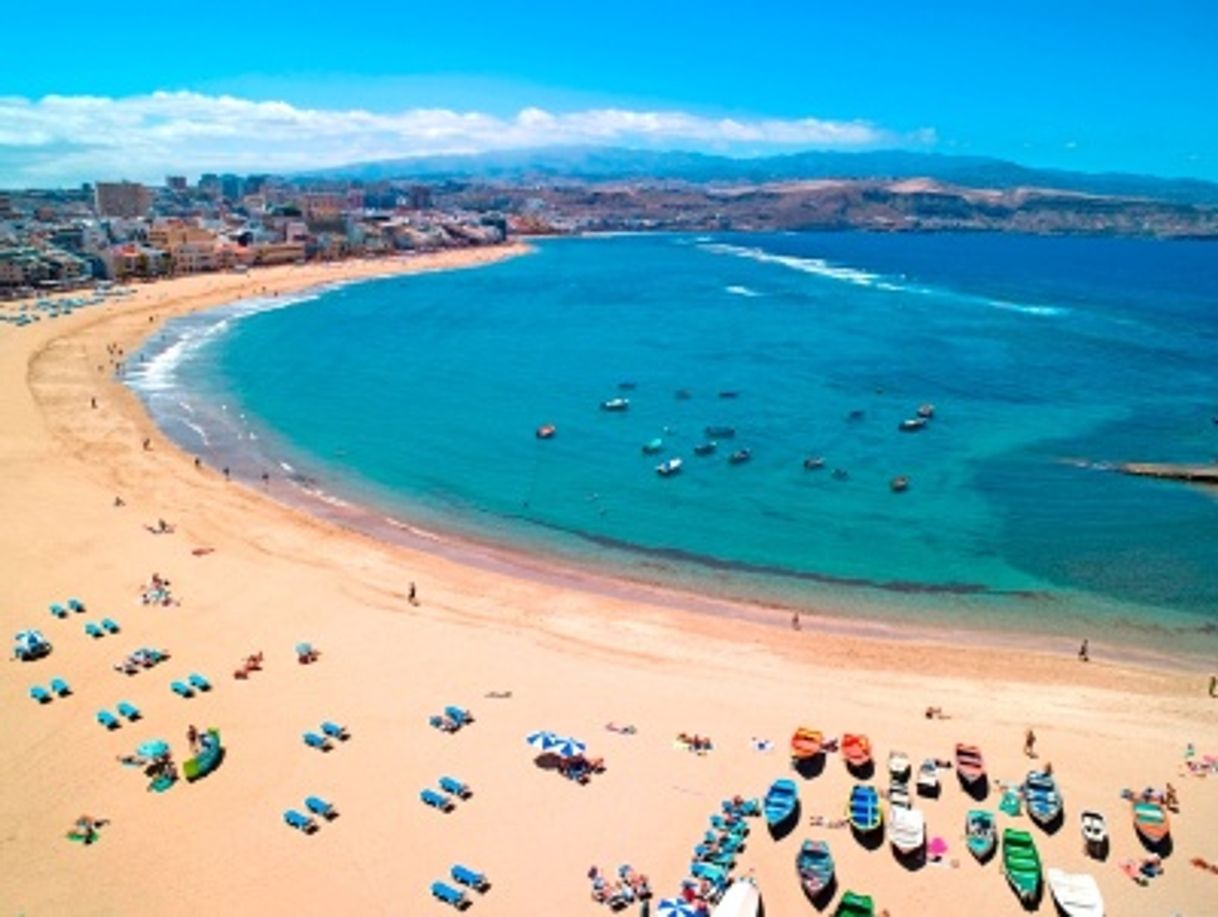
[30,685,51,703]
[84,622,104,638]
[101,618,120,634]
[68,598,85,613]
[445,705,473,726]
[188,673,211,691]
[295,642,317,663]
[439,776,471,799]
[303,731,331,751]
[451,864,488,892]
[420,789,455,812]
[50,677,71,697]
[117,700,141,720]
[170,680,194,698]
[97,709,121,729]
[429,714,459,732]
[429,881,468,909]
[283,809,316,833]
[321,721,348,741]
[709,814,748,836]
[49,603,67,619]
[305,796,336,819]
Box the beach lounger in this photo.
[305,796,336,819]
[451,864,488,892]
[49,603,67,619]
[303,731,331,751]
[430,881,468,909]
[50,677,71,696]
[283,809,316,833]
[420,789,455,812]
[170,680,194,698]
[188,673,211,691]
[429,714,459,732]
[117,700,141,720]
[439,776,471,799]
[321,721,348,740]
[30,685,51,703]
[68,598,85,612]
[84,622,104,638]
[101,618,120,633]
[445,705,473,725]
[97,709,120,729]
[709,815,748,836]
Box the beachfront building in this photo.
[252,241,306,265]
[106,243,169,281]
[0,245,90,289]
[148,221,221,275]
[94,182,153,219]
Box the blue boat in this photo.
[1023,771,1063,827]
[764,778,799,828]
[847,784,883,833]
[797,839,835,899]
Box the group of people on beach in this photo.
[140,572,176,606]
[588,864,651,908]
[233,650,263,679]
[677,732,713,754]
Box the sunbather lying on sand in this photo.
[605,722,636,734]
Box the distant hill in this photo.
[300,146,1218,205]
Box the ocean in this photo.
[127,233,1218,657]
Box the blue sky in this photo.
[2,0,1216,185]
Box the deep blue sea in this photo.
[129,233,1218,654]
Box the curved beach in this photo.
[3,248,1216,915]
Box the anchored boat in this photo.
[656,458,683,477]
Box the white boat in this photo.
[1080,810,1108,858]
[888,780,911,809]
[888,750,911,780]
[916,758,939,795]
[656,458,683,477]
[600,397,629,411]
[888,805,925,854]
[711,877,761,917]
[1047,868,1104,916]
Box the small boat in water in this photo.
[694,441,717,456]
[831,468,850,481]
[890,476,910,493]
[803,455,826,470]
[675,389,692,400]
[1080,810,1108,858]
[618,381,637,391]
[705,425,736,438]
[796,839,834,900]
[965,809,997,861]
[847,410,866,422]
[764,778,799,828]
[1024,770,1063,827]
[656,458,683,477]
[728,449,751,465]
[1002,828,1042,906]
[718,390,740,399]
[642,438,663,455]
[601,397,629,411]
[898,417,928,432]
[917,403,935,419]
[535,424,556,439]
[1047,868,1104,917]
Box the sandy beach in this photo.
[2,247,1216,916]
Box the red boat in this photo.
[956,743,986,785]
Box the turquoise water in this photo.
[129,234,1218,652]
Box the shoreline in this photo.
[4,243,1217,916]
[117,250,1213,673]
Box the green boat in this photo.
[835,891,875,917]
[1002,828,1042,905]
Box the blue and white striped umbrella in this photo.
[656,898,697,917]
[550,735,587,758]
[525,730,559,752]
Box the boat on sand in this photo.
[790,727,823,763]
[1080,810,1108,858]
[796,839,834,899]
[955,743,985,787]
[847,784,882,833]
[711,876,760,917]
[1047,868,1104,916]
[841,734,872,772]
[965,809,997,861]
[834,891,875,916]
[1002,828,1042,905]
[1023,770,1063,827]
[764,779,799,828]
[888,805,925,854]
[1132,799,1171,845]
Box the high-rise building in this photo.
[220,174,244,201]
[198,174,221,198]
[166,176,188,191]
[94,181,153,218]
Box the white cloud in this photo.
[0,91,934,186]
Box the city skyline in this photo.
[2,1,1216,185]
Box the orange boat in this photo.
[841,734,872,771]
[791,727,823,762]
[536,424,556,439]
[1132,799,1171,845]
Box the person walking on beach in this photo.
[1209,674,1218,698]
[408,582,418,605]
[792,610,801,631]
[1078,638,1089,662]
[1024,727,1037,758]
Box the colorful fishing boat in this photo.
[965,809,997,861]
[834,891,875,917]
[1002,828,1042,905]
[841,734,872,772]
[955,743,986,787]
[790,727,823,763]
[847,784,883,833]
[1132,799,1171,845]
[796,839,834,899]
[1047,868,1104,917]
[1023,770,1063,827]
[764,778,799,828]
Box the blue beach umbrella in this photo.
[525,730,559,752]
[551,736,587,759]
[137,739,170,759]
[656,898,697,917]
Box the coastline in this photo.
[3,244,1216,915]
